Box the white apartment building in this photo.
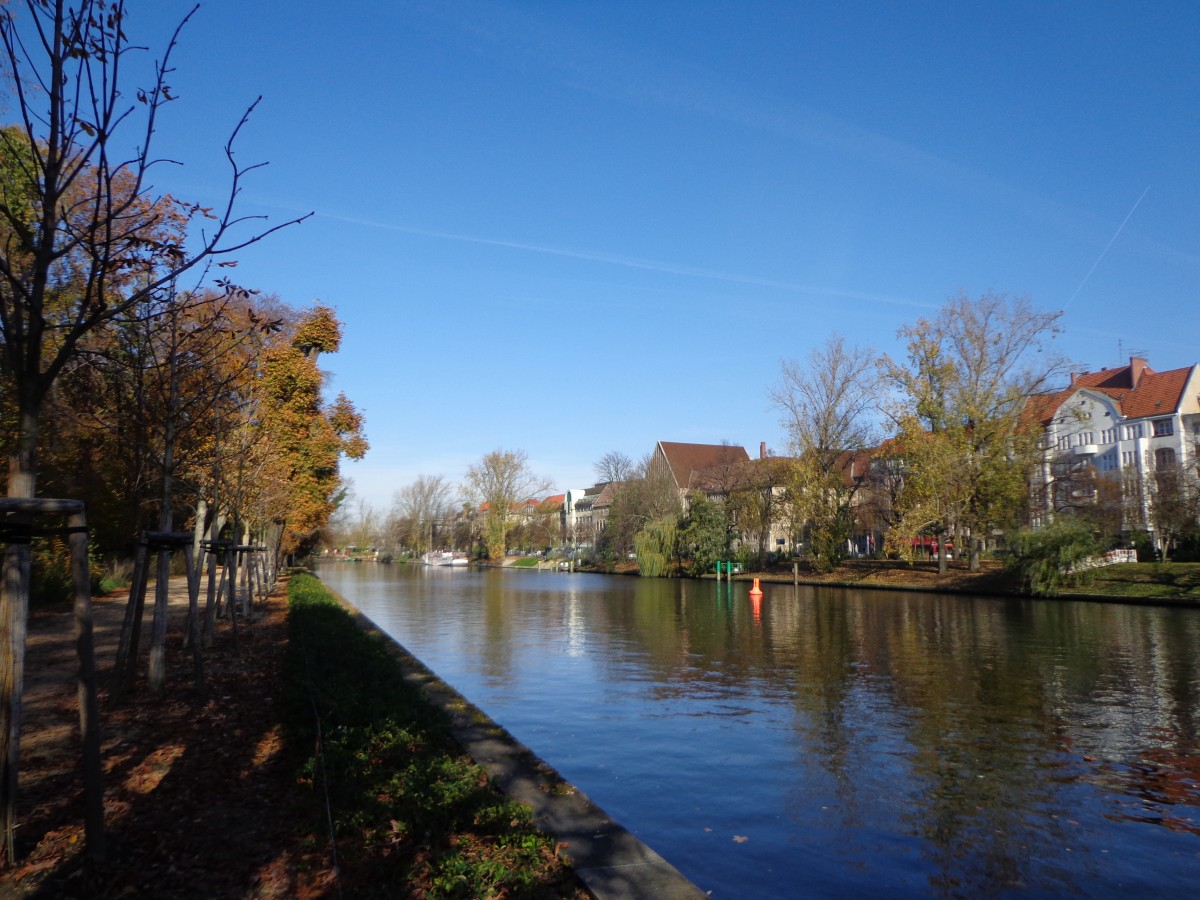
[1031,357,1200,541]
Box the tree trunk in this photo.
[113,540,151,696]
[147,547,172,694]
[1,404,39,865]
[181,547,203,691]
[202,511,227,646]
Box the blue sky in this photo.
[127,1,1198,509]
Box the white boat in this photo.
[421,551,469,567]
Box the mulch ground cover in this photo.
[1,588,333,899]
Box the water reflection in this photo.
[319,564,1200,898]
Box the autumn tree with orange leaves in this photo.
[0,0,308,863]
[252,306,368,558]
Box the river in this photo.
[316,562,1200,899]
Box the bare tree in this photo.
[390,474,453,554]
[770,334,878,572]
[773,335,879,458]
[0,1,307,861]
[594,450,636,484]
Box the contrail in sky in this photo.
[319,212,929,310]
[1064,186,1149,309]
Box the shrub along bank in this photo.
[283,573,585,898]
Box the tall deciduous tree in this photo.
[880,291,1069,571]
[771,334,878,573]
[0,1,306,862]
[463,449,548,560]
[725,455,786,569]
[253,307,367,558]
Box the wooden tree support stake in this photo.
[0,499,104,864]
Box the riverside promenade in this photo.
[9,575,707,898]
[4,578,312,898]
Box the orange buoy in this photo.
[749,577,763,598]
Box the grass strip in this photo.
[1060,561,1200,599]
[284,572,584,898]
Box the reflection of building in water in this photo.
[1103,746,1200,837]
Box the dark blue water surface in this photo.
[317,563,1200,899]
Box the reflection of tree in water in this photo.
[399,568,1200,894]
[782,594,1083,896]
[787,589,867,833]
[884,608,1074,896]
[1089,610,1200,839]
[902,726,1080,898]
[1039,604,1200,846]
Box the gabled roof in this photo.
[571,482,618,512]
[1023,390,1068,427]
[591,482,621,509]
[656,441,750,491]
[690,454,791,493]
[1030,357,1194,425]
[1120,367,1191,418]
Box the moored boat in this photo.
[421,551,469,567]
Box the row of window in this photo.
[1113,448,1177,469]
[1125,419,1175,438]
[1057,418,1175,448]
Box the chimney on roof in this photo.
[760,441,767,460]
[1070,372,1078,386]
[1130,356,1147,387]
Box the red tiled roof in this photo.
[1024,388,1075,426]
[1030,359,1193,424]
[1120,367,1191,418]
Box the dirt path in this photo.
[20,579,193,780]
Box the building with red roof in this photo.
[1029,356,1200,543]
